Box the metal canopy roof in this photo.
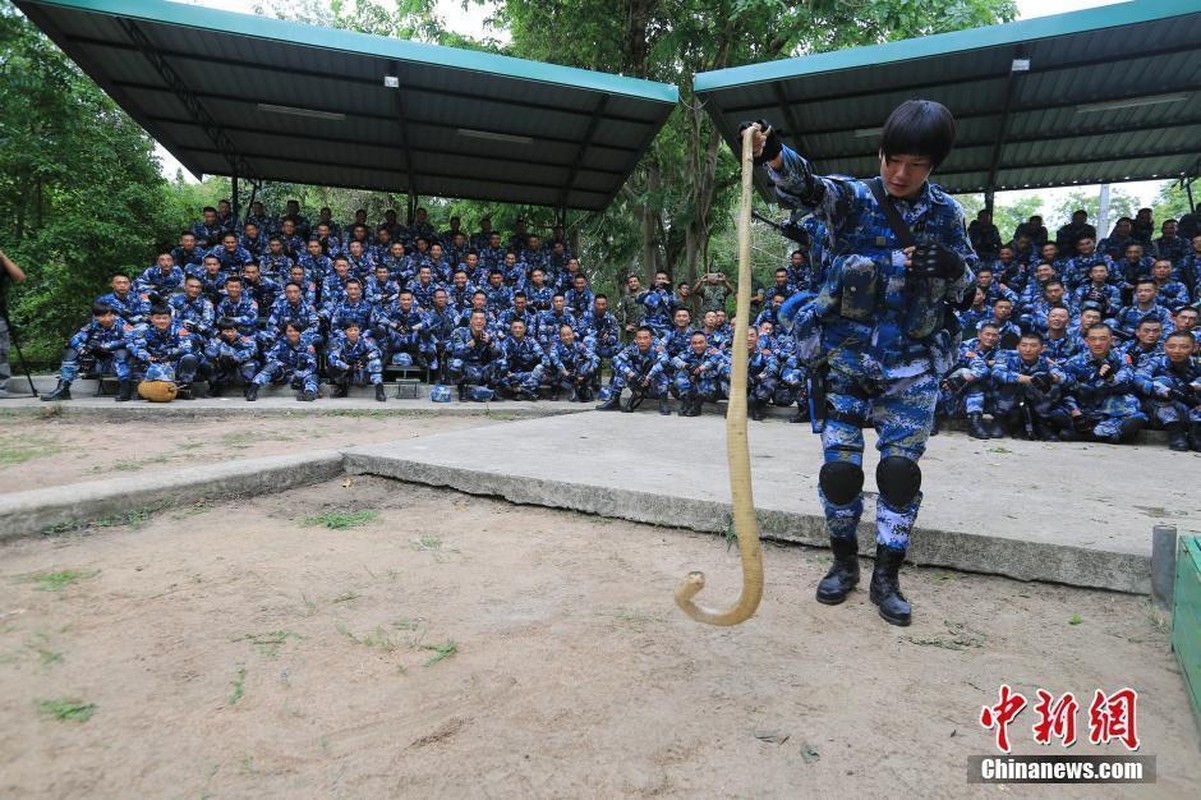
[15,0,678,211]
[695,0,1201,198]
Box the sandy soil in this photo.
[0,477,1196,799]
[0,415,495,494]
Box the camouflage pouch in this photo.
[838,254,878,323]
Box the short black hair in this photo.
[150,304,171,316]
[879,99,956,170]
[1019,331,1044,344]
[217,317,237,330]
[92,302,114,316]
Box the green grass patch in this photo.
[303,510,378,530]
[0,432,62,467]
[1069,613,1083,626]
[233,630,302,658]
[42,501,169,535]
[422,640,458,667]
[36,697,96,723]
[31,569,98,592]
[229,666,247,705]
[37,648,63,666]
[336,623,400,652]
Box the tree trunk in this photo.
[641,159,661,280]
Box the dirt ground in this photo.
[0,414,495,494]
[1,476,1196,799]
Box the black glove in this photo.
[737,119,782,165]
[911,242,966,281]
[1029,372,1052,393]
[941,373,968,393]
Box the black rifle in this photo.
[753,212,810,245]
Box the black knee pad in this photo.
[876,456,921,508]
[819,461,864,506]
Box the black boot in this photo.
[789,401,807,424]
[1166,421,1189,452]
[750,400,766,421]
[300,388,317,402]
[375,384,387,403]
[208,381,223,398]
[116,379,133,402]
[40,380,71,402]
[1191,422,1201,452]
[331,380,348,398]
[930,413,941,436]
[458,383,468,403]
[658,397,671,416]
[245,383,259,402]
[1117,417,1144,444]
[677,398,691,417]
[869,545,912,626]
[967,412,990,440]
[816,537,860,605]
[176,383,195,400]
[596,393,621,411]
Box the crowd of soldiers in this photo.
[38,199,1201,450]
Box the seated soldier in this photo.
[1133,330,1201,451]
[1149,258,1189,310]
[495,292,539,342]
[327,278,376,336]
[774,333,809,424]
[989,331,1067,440]
[495,319,546,401]
[326,320,386,402]
[1109,280,1172,342]
[96,271,150,328]
[214,276,259,337]
[128,304,200,398]
[596,325,671,414]
[265,281,321,349]
[671,331,725,417]
[203,318,259,398]
[1042,306,1077,363]
[259,236,295,281]
[524,267,555,312]
[378,289,433,369]
[40,303,132,402]
[1073,262,1121,318]
[365,263,400,310]
[739,326,780,422]
[579,293,621,392]
[423,288,458,381]
[134,252,186,300]
[1119,316,1164,373]
[1172,306,1199,346]
[447,309,501,402]
[537,294,577,350]
[957,286,989,338]
[239,221,267,261]
[939,322,1001,439]
[563,273,595,318]
[246,321,319,402]
[196,255,228,304]
[240,262,278,314]
[169,276,215,339]
[1048,323,1146,443]
[210,232,254,273]
[546,323,599,402]
[987,297,1022,348]
[172,231,206,272]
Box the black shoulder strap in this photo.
[867,177,916,249]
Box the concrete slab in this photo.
[0,450,344,542]
[345,411,1200,594]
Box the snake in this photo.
[674,126,764,626]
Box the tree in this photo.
[1049,188,1139,237]
[0,5,192,361]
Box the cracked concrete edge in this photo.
[0,450,346,544]
[343,451,1150,595]
[0,402,590,422]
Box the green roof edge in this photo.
[18,0,679,104]
[694,0,1199,93]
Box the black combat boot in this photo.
[869,545,912,626]
[40,380,71,402]
[596,393,621,411]
[244,383,259,402]
[115,379,133,402]
[930,413,941,436]
[1166,421,1189,452]
[331,380,348,398]
[1191,422,1201,452]
[750,400,766,421]
[458,383,468,403]
[208,381,223,398]
[967,412,990,440]
[658,396,671,416]
[789,401,807,424]
[375,384,387,403]
[816,537,860,605]
[300,388,317,402]
[176,384,195,400]
[1116,417,1144,444]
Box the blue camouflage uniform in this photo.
[1043,332,1078,363]
[1053,350,1147,442]
[447,327,501,388]
[537,308,578,349]
[327,298,376,335]
[938,338,996,418]
[58,318,131,382]
[579,309,621,361]
[203,331,259,388]
[208,245,254,272]
[989,350,1067,425]
[129,322,198,384]
[169,293,216,338]
[378,303,434,367]
[1154,279,1190,310]
[547,338,599,400]
[134,265,186,297]
[496,334,546,398]
[524,283,555,312]
[172,245,206,271]
[1133,354,1201,430]
[770,144,975,551]
[671,345,725,408]
[597,342,669,404]
[265,296,320,347]
[1108,303,1172,342]
[96,290,150,328]
[214,295,260,337]
[242,277,279,315]
[327,331,384,387]
[252,337,319,395]
[636,286,676,336]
